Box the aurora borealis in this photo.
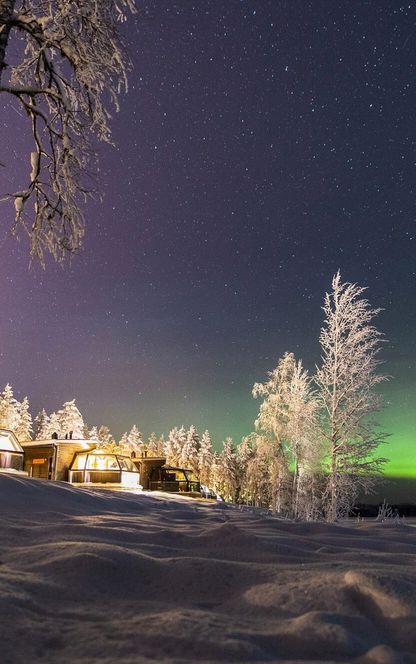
[0,1,415,479]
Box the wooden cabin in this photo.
[0,429,25,473]
[68,450,141,488]
[21,439,95,481]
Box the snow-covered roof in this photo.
[21,439,94,449]
[0,429,24,453]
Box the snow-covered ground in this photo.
[1,474,416,663]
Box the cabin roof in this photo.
[164,465,194,473]
[21,439,94,448]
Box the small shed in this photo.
[0,429,25,473]
[21,439,95,481]
[68,451,141,488]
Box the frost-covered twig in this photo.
[376,499,403,525]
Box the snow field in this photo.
[1,474,416,663]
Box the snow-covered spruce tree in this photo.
[15,395,33,440]
[48,411,61,438]
[118,431,130,454]
[126,425,145,455]
[164,426,186,466]
[180,425,200,474]
[88,425,98,441]
[0,383,20,431]
[0,0,136,263]
[176,426,187,464]
[209,452,222,496]
[237,433,256,504]
[216,437,239,503]
[163,427,179,465]
[146,432,164,457]
[55,399,85,438]
[198,429,215,486]
[315,272,387,522]
[34,408,50,439]
[243,434,271,507]
[94,425,117,451]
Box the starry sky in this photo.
[0,1,415,477]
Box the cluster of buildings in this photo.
[0,428,201,494]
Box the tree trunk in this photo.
[330,440,337,521]
[292,457,299,518]
[0,0,15,82]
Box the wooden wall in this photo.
[23,442,95,481]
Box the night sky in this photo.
[0,1,415,477]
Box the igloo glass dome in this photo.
[68,450,140,488]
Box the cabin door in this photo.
[29,456,52,479]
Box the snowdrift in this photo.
[1,474,416,663]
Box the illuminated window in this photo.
[70,453,88,470]
[119,457,137,472]
[69,452,139,485]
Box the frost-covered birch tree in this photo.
[315,272,387,522]
[242,434,271,507]
[0,0,135,263]
[285,360,321,519]
[237,433,257,505]
[252,353,296,512]
[252,353,322,516]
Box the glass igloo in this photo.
[0,429,24,473]
[68,450,140,488]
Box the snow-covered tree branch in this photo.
[0,0,136,263]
